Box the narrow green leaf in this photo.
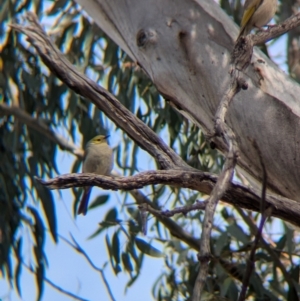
[105,208,118,223]
[128,220,140,236]
[135,238,164,258]
[227,224,249,245]
[27,207,45,249]
[255,252,271,262]
[36,184,57,243]
[226,276,239,301]
[214,232,229,256]
[35,261,45,301]
[127,207,142,228]
[89,195,110,210]
[125,274,139,290]
[105,234,113,260]
[47,0,69,16]
[276,234,287,251]
[88,227,105,240]
[126,240,139,269]
[27,156,37,176]
[221,207,230,220]
[105,234,120,275]
[249,273,265,298]
[122,252,133,273]
[71,158,82,173]
[220,277,232,296]
[112,232,120,265]
[5,254,12,280]
[288,265,300,301]
[114,264,122,275]
[14,238,22,297]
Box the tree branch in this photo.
[252,12,300,45]
[139,199,207,218]
[238,207,272,301]
[35,170,300,228]
[232,12,300,74]
[0,103,84,159]
[130,189,200,249]
[238,140,269,301]
[193,56,240,299]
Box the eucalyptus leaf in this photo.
[135,238,164,258]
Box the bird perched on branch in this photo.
[78,135,113,215]
[237,0,277,40]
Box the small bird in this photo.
[237,0,277,40]
[78,135,113,215]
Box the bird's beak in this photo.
[104,135,110,140]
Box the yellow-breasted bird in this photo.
[237,0,277,40]
[78,135,113,215]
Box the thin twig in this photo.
[192,145,237,300]
[238,208,272,301]
[192,70,240,301]
[60,235,117,301]
[236,207,298,295]
[238,141,269,300]
[142,199,207,217]
[23,262,90,301]
[128,187,201,250]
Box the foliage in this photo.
[0,0,299,300]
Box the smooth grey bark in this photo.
[75,0,300,202]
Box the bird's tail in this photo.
[78,187,92,215]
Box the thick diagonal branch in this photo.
[10,13,190,171]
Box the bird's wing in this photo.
[241,0,263,27]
